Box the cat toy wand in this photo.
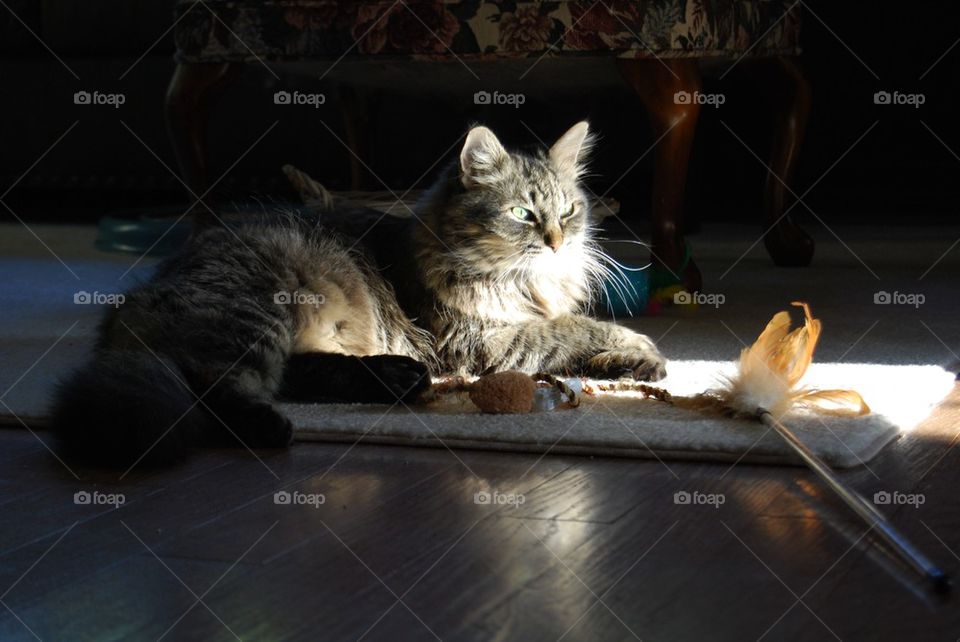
[671,302,951,594]
[757,409,950,593]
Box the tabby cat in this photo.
[53,122,666,466]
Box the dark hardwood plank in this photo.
[0,383,957,641]
[1,554,248,642]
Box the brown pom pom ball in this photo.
[469,371,537,414]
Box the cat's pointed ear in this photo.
[549,121,593,179]
[460,126,509,188]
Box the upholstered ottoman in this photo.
[167,1,811,285]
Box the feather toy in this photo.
[670,301,949,593]
[690,301,870,418]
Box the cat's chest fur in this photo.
[437,249,590,323]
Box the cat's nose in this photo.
[544,232,563,253]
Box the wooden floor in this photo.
[1,384,958,641]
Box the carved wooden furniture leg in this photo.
[617,58,703,293]
[762,56,813,266]
[339,84,375,191]
[164,62,237,227]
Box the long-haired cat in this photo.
[53,122,666,466]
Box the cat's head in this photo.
[427,122,596,274]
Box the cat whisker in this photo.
[593,238,651,249]
[597,253,651,272]
[583,244,645,317]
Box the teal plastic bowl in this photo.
[94,204,309,256]
[95,215,195,256]
[599,268,649,316]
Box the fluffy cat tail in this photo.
[52,350,207,468]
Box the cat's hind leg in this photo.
[280,352,430,404]
[201,372,294,449]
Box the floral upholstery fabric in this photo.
[174,1,801,63]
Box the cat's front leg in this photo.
[580,321,667,381]
[481,315,666,381]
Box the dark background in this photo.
[1,1,957,227]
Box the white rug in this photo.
[0,229,955,469]
[285,362,953,468]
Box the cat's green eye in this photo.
[510,206,534,222]
[561,205,576,219]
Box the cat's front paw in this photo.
[360,355,432,402]
[583,348,667,382]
